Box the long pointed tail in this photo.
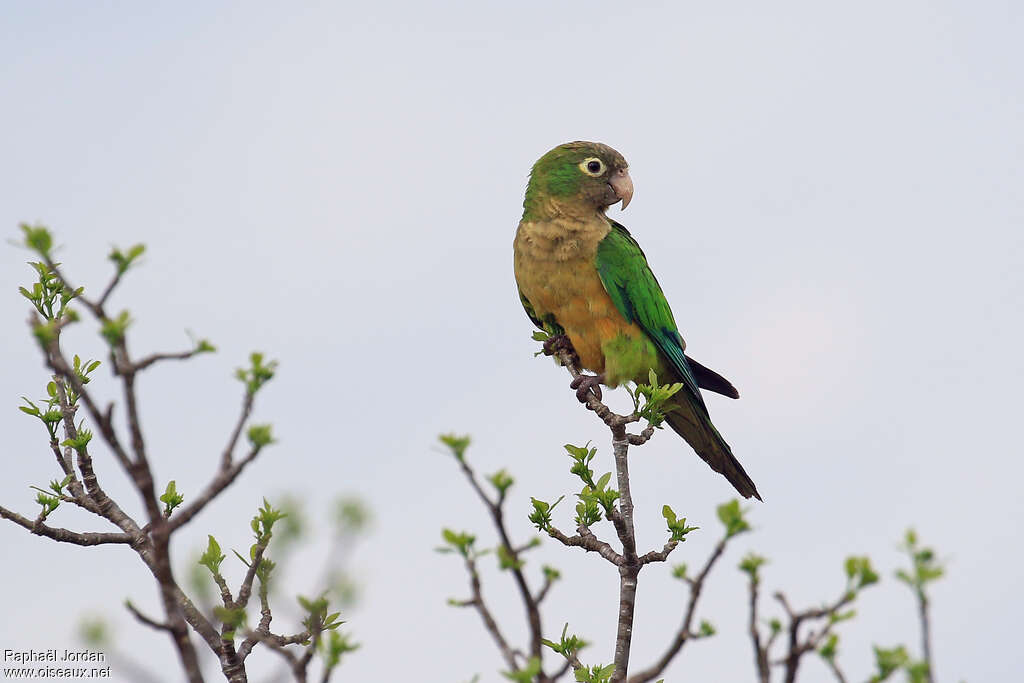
[665,400,762,501]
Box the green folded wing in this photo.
[518,286,564,336]
[595,221,707,412]
[518,287,544,329]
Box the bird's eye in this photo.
[580,157,606,176]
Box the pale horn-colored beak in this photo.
[609,168,634,210]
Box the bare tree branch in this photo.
[747,569,771,683]
[548,524,623,566]
[919,593,934,683]
[453,451,546,661]
[6,239,354,683]
[125,600,174,632]
[824,655,848,683]
[133,348,206,373]
[0,505,133,545]
[628,537,730,683]
[459,552,519,672]
[638,540,678,565]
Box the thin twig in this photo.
[609,429,639,683]
[772,587,857,683]
[917,588,934,683]
[548,524,623,566]
[126,600,173,632]
[747,571,771,683]
[453,452,546,661]
[0,505,133,545]
[132,348,204,373]
[546,339,664,683]
[41,264,208,682]
[460,553,519,672]
[638,540,678,565]
[824,655,848,683]
[628,537,730,683]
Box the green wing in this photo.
[595,221,706,412]
[518,286,565,335]
[518,287,544,329]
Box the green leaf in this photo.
[236,352,278,395]
[297,592,344,636]
[904,659,931,683]
[573,662,616,683]
[565,442,599,487]
[630,370,685,427]
[212,605,246,639]
[19,398,40,417]
[528,495,563,532]
[542,565,561,582]
[333,496,370,534]
[439,528,476,558]
[32,320,59,347]
[322,630,360,668]
[662,505,677,525]
[662,505,698,542]
[199,535,226,575]
[159,480,185,515]
[195,339,216,353]
[439,433,471,462]
[844,555,879,591]
[896,528,945,593]
[502,657,542,682]
[60,427,94,453]
[739,552,767,582]
[50,474,73,494]
[574,490,603,527]
[100,311,133,346]
[108,243,146,275]
[829,609,857,624]
[255,556,276,584]
[247,424,275,448]
[35,490,59,516]
[542,623,589,658]
[496,544,524,571]
[252,498,286,543]
[78,617,110,648]
[716,499,751,537]
[818,633,839,661]
[870,644,910,682]
[20,223,53,257]
[487,469,515,497]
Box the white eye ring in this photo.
[579,157,606,177]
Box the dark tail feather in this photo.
[665,405,762,501]
[685,355,740,399]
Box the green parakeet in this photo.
[513,141,761,500]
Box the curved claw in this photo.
[570,374,605,403]
[542,333,571,357]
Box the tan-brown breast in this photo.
[513,213,655,386]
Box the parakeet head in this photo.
[522,141,634,220]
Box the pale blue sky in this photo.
[1,1,1021,681]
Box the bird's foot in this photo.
[542,333,573,357]
[543,334,582,368]
[570,373,605,403]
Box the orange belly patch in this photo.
[519,259,660,387]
